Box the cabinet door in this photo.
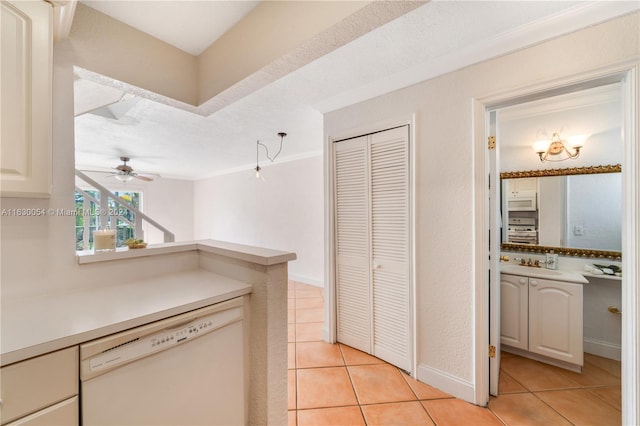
[1,0,52,197]
[500,274,528,350]
[529,278,583,365]
[513,178,537,193]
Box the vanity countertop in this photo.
[0,269,252,367]
[501,264,589,284]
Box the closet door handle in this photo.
[373,263,381,270]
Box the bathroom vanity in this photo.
[500,264,588,372]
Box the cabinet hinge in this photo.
[489,345,496,358]
[488,136,496,150]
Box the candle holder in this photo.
[94,229,116,252]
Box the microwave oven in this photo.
[507,192,537,211]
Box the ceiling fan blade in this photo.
[79,169,115,174]
[135,175,154,182]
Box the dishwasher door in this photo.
[80,297,246,426]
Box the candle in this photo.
[94,229,116,252]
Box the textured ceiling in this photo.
[74,1,639,181]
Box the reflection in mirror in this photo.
[502,169,621,252]
[501,165,622,257]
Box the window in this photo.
[75,190,143,250]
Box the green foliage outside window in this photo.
[75,191,142,250]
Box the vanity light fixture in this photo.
[534,132,585,162]
[254,132,287,179]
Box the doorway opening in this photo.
[477,67,637,422]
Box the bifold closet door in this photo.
[334,126,410,371]
[334,136,371,353]
[370,127,410,371]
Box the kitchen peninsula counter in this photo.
[2,239,293,425]
[1,269,252,367]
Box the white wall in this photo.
[194,155,324,286]
[324,13,638,401]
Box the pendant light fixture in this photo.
[255,132,287,179]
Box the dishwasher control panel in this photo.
[151,317,214,348]
[86,306,243,375]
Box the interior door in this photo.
[334,126,411,371]
[488,110,501,396]
[334,136,371,353]
[370,126,411,371]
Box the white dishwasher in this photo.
[80,297,246,426]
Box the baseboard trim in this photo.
[288,273,324,288]
[584,338,621,361]
[417,363,475,404]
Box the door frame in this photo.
[473,62,638,423]
[324,115,417,375]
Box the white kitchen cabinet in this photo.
[508,178,537,195]
[1,0,53,197]
[5,397,78,426]
[500,273,583,368]
[0,347,78,425]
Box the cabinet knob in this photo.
[519,278,527,284]
[530,280,538,286]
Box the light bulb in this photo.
[567,134,587,148]
[533,139,550,154]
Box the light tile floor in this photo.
[288,281,621,425]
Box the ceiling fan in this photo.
[84,157,157,182]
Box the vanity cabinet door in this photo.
[500,274,528,350]
[528,278,583,366]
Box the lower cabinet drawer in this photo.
[5,397,78,426]
[1,347,78,425]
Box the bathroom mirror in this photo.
[500,164,622,259]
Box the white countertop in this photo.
[1,269,252,367]
[76,239,297,265]
[500,264,589,284]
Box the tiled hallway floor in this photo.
[288,281,621,425]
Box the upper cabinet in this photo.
[1,0,53,198]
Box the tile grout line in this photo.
[529,389,577,426]
[344,363,369,424]
[396,366,439,425]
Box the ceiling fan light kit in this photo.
[82,156,157,182]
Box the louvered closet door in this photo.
[370,126,410,371]
[334,136,371,352]
[334,126,411,371]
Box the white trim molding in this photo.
[417,364,476,403]
[584,338,622,362]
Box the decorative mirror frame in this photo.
[500,164,622,260]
